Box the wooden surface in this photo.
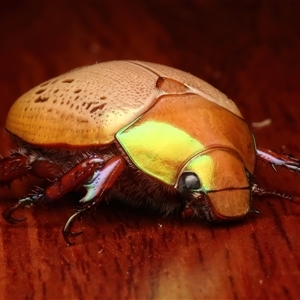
[1,1,300,299]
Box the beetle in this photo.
[0,60,299,245]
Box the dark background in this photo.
[1,1,300,299]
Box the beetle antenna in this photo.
[252,184,300,205]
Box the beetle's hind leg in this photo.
[0,151,64,223]
[2,194,42,224]
[256,147,300,173]
[0,152,64,222]
[0,152,64,186]
[0,153,33,187]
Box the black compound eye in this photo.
[178,172,201,192]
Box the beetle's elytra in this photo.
[0,60,299,245]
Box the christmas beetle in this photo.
[0,60,299,245]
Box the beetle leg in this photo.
[63,156,126,245]
[257,147,300,173]
[0,152,63,185]
[2,195,41,224]
[181,192,212,220]
[0,153,30,186]
[30,158,64,180]
[2,155,126,245]
[2,156,106,223]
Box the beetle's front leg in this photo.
[181,192,213,221]
[257,147,300,173]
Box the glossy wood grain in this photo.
[1,1,300,299]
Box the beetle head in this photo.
[176,147,253,221]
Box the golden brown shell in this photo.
[6,61,242,146]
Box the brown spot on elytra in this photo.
[47,109,53,113]
[78,119,88,123]
[74,89,81,93]
[53,89,59,93]
[86,101,99,110]
[62,79,74,83]
[34,96,49,103]
[90,103,107,113]
[35,89,46,94]
[100,96,107,100]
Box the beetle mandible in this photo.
[0,60,299,245]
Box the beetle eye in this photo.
[178,172,201,192]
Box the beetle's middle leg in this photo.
[257,147,300,173]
